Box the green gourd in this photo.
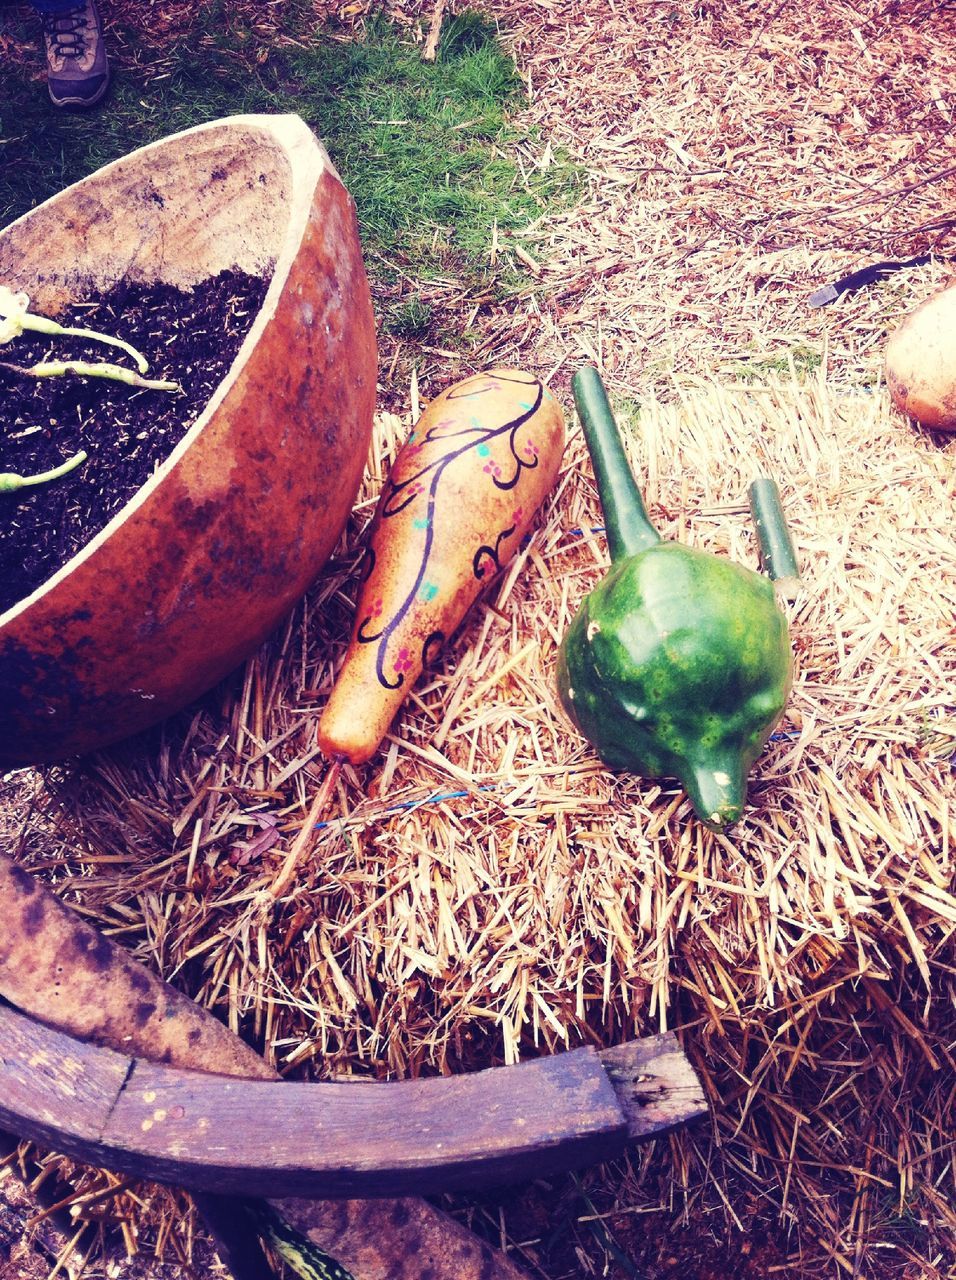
[557,367,793,832]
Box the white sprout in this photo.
[0,284,151,374]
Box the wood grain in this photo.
[0,1004,705,1198]
[0,851,532,1280]
[0,1001,127,1170]
[600,1034,708,1138]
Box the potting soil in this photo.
[0,270,269,616]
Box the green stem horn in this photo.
[571,365,660,562]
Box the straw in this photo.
[3,1,956,1276]
[8,373,954,1276]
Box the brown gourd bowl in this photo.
[0,114,377,766]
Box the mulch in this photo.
[1,270,268,615]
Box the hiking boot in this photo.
[41,0,110,110]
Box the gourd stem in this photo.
[572,365,661,563]
[748,477,800,601]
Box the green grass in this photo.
[0,5,578,338]
[725,343,824,382]
[388,297,435,340]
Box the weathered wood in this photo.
[0,856,283,1279]
[599,1034,708,1138]
[0,1004,635,1196]
[0,1001,707,1200]
[117,1049,627,1196]
[0,851,534,1280]
[0,851,708,1276]
[0,1002,128,1165]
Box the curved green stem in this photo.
[28,359,179,392]
[572,365,660,563]
[23,313,149,374]
[0,449,88,493]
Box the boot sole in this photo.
[48,70,110,110]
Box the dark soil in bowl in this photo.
[0,269,270,616]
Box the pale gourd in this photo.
[885,282,956,431]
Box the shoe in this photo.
[41,0,110,110]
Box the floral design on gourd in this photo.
[355,372,545,691]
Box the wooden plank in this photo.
[0,851,535,1279]
[598,1033,708,1138]
[0,1003,127,1169]
[110,1049,628,1196]
[0,851,547,1280]
[0,1006,707,1199]
[0,1005,629,1196]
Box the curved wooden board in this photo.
[0,1003,627,1196]
[0,1005,706,1198]
[0,851,705,1279]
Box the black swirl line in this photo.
[376,666,405,692]
[421,630,446,668]
[380,479,423,519]
[369,380,545,689]
[358,546,375,584]
[494,393,546,489]
[380,382,544,518]
[492,466,524,492]
[473,524,517,580]
[356,615,385,645]
[373,478,440,689]
[446,371,537,400]
[422,420,488,443]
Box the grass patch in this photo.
[725,343,824,382]
[0,5,578,342]
[388,297,435,340]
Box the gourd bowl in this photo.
[0,113,376,765]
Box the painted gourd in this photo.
[557,366,792,832]
[318,369,566,764]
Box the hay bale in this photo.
[7,374,954,1274]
